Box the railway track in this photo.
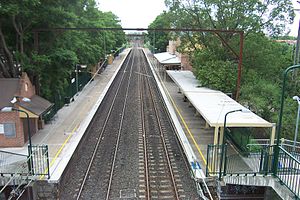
[75,49,136,200]
[138,49,182,199]
[60,47,200,199]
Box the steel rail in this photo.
[138,50,151,199]
[140,49,180,199]
[105,49,137,200]
[76,49,134,200]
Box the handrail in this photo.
[206,142,300,198]
[0,150,28,157]
[278,146,300,165]
[275,145,300,198]
[280,139,300,145]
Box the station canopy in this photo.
[167,70,273,128]
[154,52,181,65]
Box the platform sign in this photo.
[191,161,202,170]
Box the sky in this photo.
[97,0,166,28]
[97,0,299,37]
[291,0,300,36]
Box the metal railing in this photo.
[206,144,276,177]
[206,144,226,177]
[275,146,300,198]
[0,150,29,176]
[206,143,300,199]
[31,145,50,178]
[207,144,266,177]
[0,145,50,179]
[0,145,49,199]
[247,138,300,154]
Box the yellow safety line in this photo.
[161,81,209,168]
[40,124,79,180]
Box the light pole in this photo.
[219,108,250,180]
[75,64,79,94]
[293,96,300,152]
[75,64,87,94]
[1,107,33,174]
[274,64,300,175]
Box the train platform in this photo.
[0,48,131,182]
[144,49,275,175]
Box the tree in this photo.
[147,11,172,53]
[0,0,126,101]
[161,0,297,140]
[0,0,41,77]
[165,0,294,36]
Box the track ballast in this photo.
[60,48,200,200]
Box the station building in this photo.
[0,73,53,147]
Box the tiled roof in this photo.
[0,78,53,116]
[18,95,53,116]
[0,79,19,109]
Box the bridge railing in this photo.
[0,145,50,179]
[206,144,300,199]
[0,145,50,198]
[206,144,274,177]
[206,144,226,177]
[31,145,50,178]
[275,146,300,198]
[0,150,29,176]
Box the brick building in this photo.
[0,73,53,147]
[167,39,193,71]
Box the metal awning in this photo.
[154,52,181,65]
[167,70,273,128]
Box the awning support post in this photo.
[270,123,276,146]
[219,127,224,144]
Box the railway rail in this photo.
[60,47,200,199]
[138,48,182,199]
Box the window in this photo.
[0,123,16,138]
[25,83,28,91]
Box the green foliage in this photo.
[240,78,280,120]
[161,0,297,140]
[281,97,299,139]
[242,34,293,81]
[0,0,126,101]
[194,59,237,93]
[147,11,172,53]
[165,0,294,36]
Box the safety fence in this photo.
[206,144,300,198]
[30,145,50,178]
[0,145,50,199]
[275,146,300,198]
[206,144,226,177]
[43,70,91,124]
[0,145,50,179]
[0,150,29,176]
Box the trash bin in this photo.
[64,97,71,104]
[108,55,114,65]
